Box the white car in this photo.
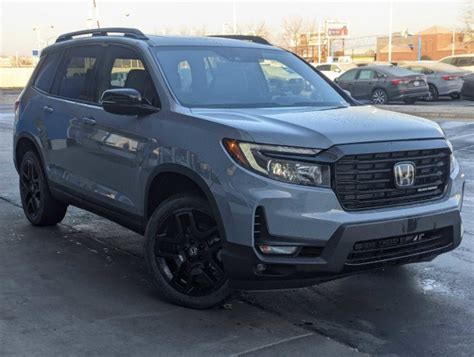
[439,54,474,72]
[314,62,357,81]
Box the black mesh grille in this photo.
[346,228,452,265]
[334,148,450,210]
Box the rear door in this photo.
[42,44,106,195]
[353,69,376,99]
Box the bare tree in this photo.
[461,0,474,41]
[280,16,305,49]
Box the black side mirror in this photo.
[101,88,159,116]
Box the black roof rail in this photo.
[55,27,148,43]
[208,35,272,45]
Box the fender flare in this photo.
[14,132,46,174]
[144,163,228,242]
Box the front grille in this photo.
[346,228,452,265]
[334,148,450,210]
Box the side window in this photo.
[104,46,159,107]
[440,57,452,65]
[317,65,331,71]
[330,64,341,73]
[456,57,472,66]
[338,69,357,81]
[358,69,374,80]
[57,46,102,102]
[34,52,62,93]
[408,66,423,73]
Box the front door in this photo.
[72,45,161,217]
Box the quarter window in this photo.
[34,52,62,93]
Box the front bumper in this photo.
[223,209,462,290]
[213,140,465,290]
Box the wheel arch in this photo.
[14,133,46,174]
[144,164,227,242]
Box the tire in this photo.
[371,88,388,104]
[450,93,461,100]
[425,84,439,101]
[144,194,231,309]
[403,98,417,104]
[19,151,67,226]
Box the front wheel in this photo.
[371,88,388,104]
[144,194,230,309]
[425,84,439,101]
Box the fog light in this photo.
[258,245,298,255]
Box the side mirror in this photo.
[334,78,339,83]
[101,88,159,116]
[334,68,342,73]
[343,89,352,97]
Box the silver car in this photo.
[400,61,467,101]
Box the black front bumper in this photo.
[222,209,462,290]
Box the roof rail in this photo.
[55,28,148,43]
[208,35,272,45]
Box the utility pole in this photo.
[317,21,321,63]
[452,29,455,56]
[388,0,393,62]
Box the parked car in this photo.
[335,65,429,104]
[461,73,474,100]
[399,61,467,101]
[14,28,464,309]
[313,62,357,81]
[439,54,474,72]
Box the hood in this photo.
[190,105,445,149]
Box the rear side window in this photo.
[56,46,103,102]
[34,52,62,93]
[357,69,374,80]
[455,57,474,66]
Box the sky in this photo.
[0,0,470,55]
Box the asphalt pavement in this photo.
[0,102,473,356]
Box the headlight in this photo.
[447,140,457,174]
[223,139,330,187]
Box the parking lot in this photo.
[0,100,473,356]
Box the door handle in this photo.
[81,117,96,125]
[43,105,54,113]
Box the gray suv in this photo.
[13,28,465,308]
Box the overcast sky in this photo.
[0,0,470,55]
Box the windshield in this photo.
[153,46,348,108]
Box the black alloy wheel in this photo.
[145,194,230,308]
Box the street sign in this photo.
[32,50,39,57]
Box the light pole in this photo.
[388,0,393,62]
[32,27,42,51]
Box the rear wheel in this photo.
[144,194,230,309]
[425,84,439,101]
[371,88,388,104]
[19,151,67,226]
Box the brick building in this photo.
[377,25,473,62]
